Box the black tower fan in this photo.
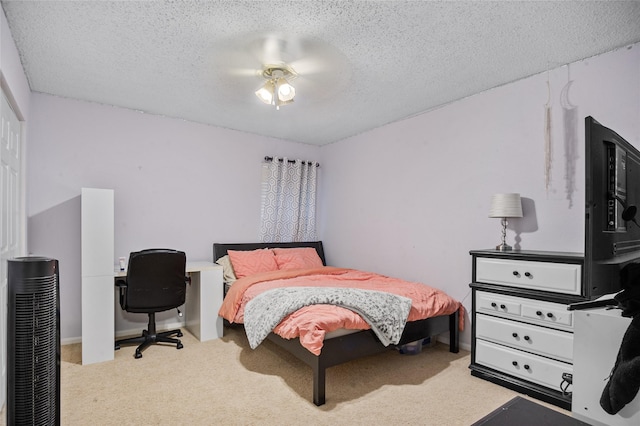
[7,257,60,425]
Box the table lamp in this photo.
[489,193,523,251]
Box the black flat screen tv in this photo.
[585,116,640,298]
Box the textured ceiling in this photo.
[2,1,640,146]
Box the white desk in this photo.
[83,261,223,365]
[114,261,224,342]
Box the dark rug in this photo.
[471,396,589,426]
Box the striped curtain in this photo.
[259,157,318,242]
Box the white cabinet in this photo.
[81,188,114,365]
[470,250,584,410]
[572,308,640,426]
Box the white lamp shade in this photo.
[255,80,275,104]
[489,193,523,218]
[277,78,296,101]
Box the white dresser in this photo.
[470,250,585,410]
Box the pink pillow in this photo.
[273,247,324,270]
[227,249,278,278]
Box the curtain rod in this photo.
[264,156,320,167]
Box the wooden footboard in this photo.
[266,309,460,406]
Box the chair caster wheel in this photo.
[115,344,120,350]
[177,331,183,337]
[135,350,142,359]
[177,342,183,350]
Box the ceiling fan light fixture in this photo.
[276,78,295,102]
[255,65,297,110]
[255,80,275,104]
[275,97,294,110]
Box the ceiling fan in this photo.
[219,34,351,108]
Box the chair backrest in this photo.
[123,249,187,313]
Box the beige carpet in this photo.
[3,327,573,425]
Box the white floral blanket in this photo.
[243,286,412,349]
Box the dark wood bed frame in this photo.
[213,241,460,406]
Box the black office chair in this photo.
[115,249,189,359]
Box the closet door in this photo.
[1,91,25,408]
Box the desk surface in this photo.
[114,260,221,277]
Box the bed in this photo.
[214,241,461,406]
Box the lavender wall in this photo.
[26,94,320,340]
[318,44,640,347]
[6,8,640,347]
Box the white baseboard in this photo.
[436,335,471,352]
[61,320,186,346]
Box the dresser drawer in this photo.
[477,292,521,317]
[475,340,573,392]
[476,291,573,331]
[476,258,581,294]
[521,301,573,327]
[475,314,573,362]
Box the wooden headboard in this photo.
[213,241,326,265]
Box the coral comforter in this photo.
[218,266,463,355]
